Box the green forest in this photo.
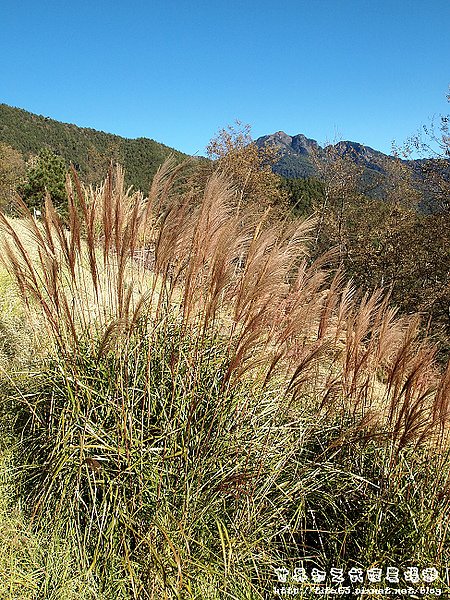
[0,103,186,194]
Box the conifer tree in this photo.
[21,147,67,209]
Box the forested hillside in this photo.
[0,103,187,191]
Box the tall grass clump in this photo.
[1,159,450,598]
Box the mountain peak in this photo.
[259,131,293,147]
[255,130,393,179]
[257,131,320,154]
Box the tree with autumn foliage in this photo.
[393,89,449,212]
[306,140,366,262]
[205,121,288,214]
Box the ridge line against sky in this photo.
[1,0,449,156]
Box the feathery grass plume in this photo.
[0,165,159,354]
[2,160,450,597]
[2,159,450,443]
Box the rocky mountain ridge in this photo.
[256,130,392,179]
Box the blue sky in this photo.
[1,0,449,156]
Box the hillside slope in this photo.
[0,104,187,191]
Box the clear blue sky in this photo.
[1,0,449,156]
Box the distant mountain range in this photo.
[0,104,447,212]
[256,131,393,180]
[256,130,450,212]
[0,104,399,186]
